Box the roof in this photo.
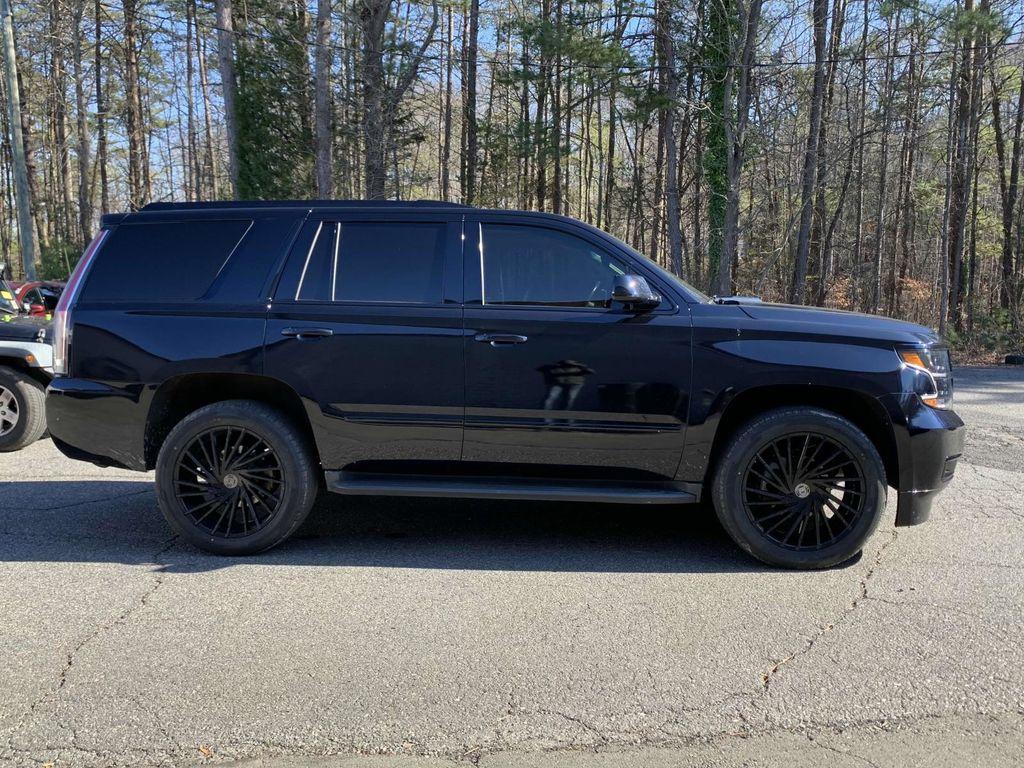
[140,199,473,212]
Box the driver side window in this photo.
[480,224,626,308]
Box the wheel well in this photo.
[144,373,318,469]
[0,358,50,388]
[706,385,899,488]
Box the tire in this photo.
[711,407,887,569]
[155,399,319,555]
[0,365,47,452]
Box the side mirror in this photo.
[612,275,660,311]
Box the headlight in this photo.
[898,347,953,409]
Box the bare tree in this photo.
[0,0,36,278]
[314,0,333,197]
[655,0,682,276]
[790,0,828,303]
[94,0,108,214]
[358,0,438,199]
[71,0,91,242]
[717,0,761,295]
[215,0,240,197]
[122,0,148,208]
[462,0,479,204]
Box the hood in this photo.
[738,302,941,346]
[0,313,52,343]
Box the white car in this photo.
[0,272,52,451]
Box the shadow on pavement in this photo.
[0,479,780,574]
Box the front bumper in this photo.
[878,393,965,526]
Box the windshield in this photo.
[0,277,19,315]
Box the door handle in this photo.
[474,332,528,347]
[281,327,334,339]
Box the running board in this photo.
[324,471,699,505]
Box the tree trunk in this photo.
[991,58,1024,310]
[359,0,388,199]
[122,0,148,208]
[718,0,761,295]
[463,0,479,204]
[50,2,74,244]
[947,0,981,330]
[790,0,828,304]
[94,0,108,214]
[603,0,625,229]
[440,6,452,199]
[194,0,218,199]
[550,0,562,215]
[314,0,333,197]
[812,0,846,305]
[0,0,36,278]
[185,0,200,200]
[871,11,899,313]
[850,0,868,309]
[71,0,92,244]
[655,0,682,276]
[215,0,240,197]
[359,0,438,200]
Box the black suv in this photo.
[45,201,964,568]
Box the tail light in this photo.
[53,229,107,375]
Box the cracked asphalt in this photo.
[1,365,1022,767]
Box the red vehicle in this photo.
[10,281,65,317]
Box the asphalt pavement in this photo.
[1,366,1022,767]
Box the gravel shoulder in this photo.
[0,366,1021,767]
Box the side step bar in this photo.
[324,471,699,505]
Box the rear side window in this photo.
[291,221,445,304]
[80,220,251,302]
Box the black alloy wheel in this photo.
[173,427,285,538]
[156,400,319,555]
[741,432,865,551]
[711,407,886,569]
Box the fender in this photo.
[0,339,54,372]
[678,324,905,485]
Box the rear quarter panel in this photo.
[49,213,302,469]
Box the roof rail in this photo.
[140,199,474,211]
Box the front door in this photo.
[462,218,692,480]
[264,213,465,470]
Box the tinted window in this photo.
[294,222,445,304]
[480,224,625,308]
[81,220,250,302]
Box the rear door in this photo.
[264,212,465,470]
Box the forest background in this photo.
[1,0,1022,356]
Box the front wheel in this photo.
[711,407,887,569]
[155,400,319,555]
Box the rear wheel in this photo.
[155,400,319,555]
[0,365,47,452]
[711,407,887,569]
